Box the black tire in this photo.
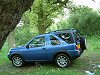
[55,54,71,68]
[80,36,87,51]
[11,55,25,67]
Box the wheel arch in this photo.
[10,53,24,60]
[53,51,72,61]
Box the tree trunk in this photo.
[37,0,46,34]
[7,30,16,50]
[0,0,34,50]
[38,24,46,34]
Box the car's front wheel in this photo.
[12,55,25,67]
[55,54,71,68]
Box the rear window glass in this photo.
[57,33,73,43]
[74,32,80,41]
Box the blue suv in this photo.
[7,29,86,68]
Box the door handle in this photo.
[42,48,46,50]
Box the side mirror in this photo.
[26,44,34,48]
[26,45,29,49]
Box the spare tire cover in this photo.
[80,36,87,50]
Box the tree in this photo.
[0,0,70,50]
[7,31,15,50]
[24,0,69,34]
[14,0,70,45]
[15,16,38,45]
[0,0,34,50]
[67,6,100,35]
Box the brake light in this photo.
[76,44,80,49]
[75,45,78,50]
[75,45,80,54]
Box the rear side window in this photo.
[50,36,61,45]
[57,33,73,43]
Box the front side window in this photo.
[50,36,61,46]
[29,37,45,47]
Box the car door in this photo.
[26,36,47,61]
[46,35,64,61]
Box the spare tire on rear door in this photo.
[80,36,87,52]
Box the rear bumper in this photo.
[68,50,81,59]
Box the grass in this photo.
[0,36,100,75]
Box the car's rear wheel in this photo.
[12,55,25,67]
[55,54,71,68]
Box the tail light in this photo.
[75,45,79,50]
[75,45,80,54]
[76,44,80,49]
[75,44,80,49]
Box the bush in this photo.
[67,6,100,36]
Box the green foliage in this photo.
[67,6,100,35]
[0,42,9,65]
[15,12,38,45]
[15,0,71,40]
[14,0,70,45]
[47,20,69,32]
[56,20,69,29]
[23,0,70,34]
[15,27,36,46]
